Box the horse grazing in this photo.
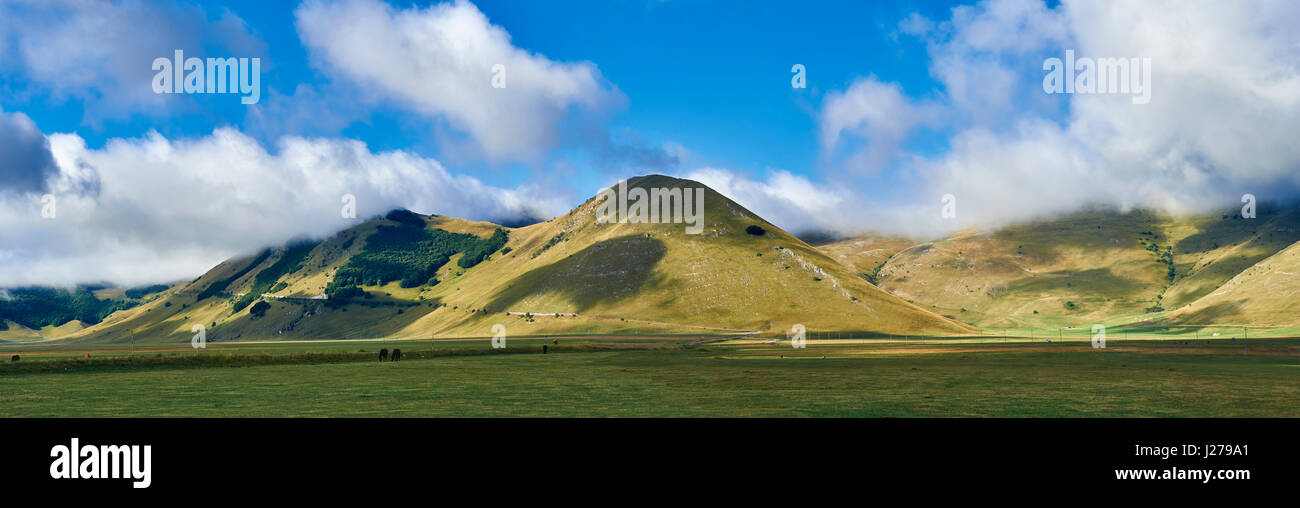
[379,348,389,362]
[391,349,402,362]
[9,355,18,362]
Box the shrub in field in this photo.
[532,232,567,258]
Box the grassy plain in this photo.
[3,335,1295,417]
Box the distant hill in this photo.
[0,285,170,339]
[53,175,970,344]
[818,206,1300,330]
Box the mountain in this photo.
[818,206,1300,330]
[48,175,971,344]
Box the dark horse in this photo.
[379,348,389,362]
[391,349,402,362]
[9,355,18,362]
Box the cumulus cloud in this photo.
[0,108,58,193]
[294,0,623,163]
[0,127,571,287]
[809,0,1300,235]
[686,167,854,235]
[0,0,266,122]
[914,0,1068,125]
[819,77,940,176]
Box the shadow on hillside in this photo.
[1164,301,1245,326]
[486,235,667,313]
[1004,267,1146,297]
[71,293,444,344]
[1174,208,1299,255]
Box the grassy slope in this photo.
[819,207,1300,330]
[815,232,916,283]
[1161,239,1300,326]
[63,175,970,344]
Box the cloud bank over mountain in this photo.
[707,0,1300,238]
[0,126,571,287]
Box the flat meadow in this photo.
[2,336,1296,417]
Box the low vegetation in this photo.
[231,240,320,313]
[532,231,567,258]
[123,284,169,299]
[327,210,508,299]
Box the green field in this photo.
[3,336,1296,417]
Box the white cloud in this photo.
[0,126,571,287]
[687,168,849,235]
[0,0,266,122]
[819,77,939,175]
[897,13,935,37]
[294,0,622,163]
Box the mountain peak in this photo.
[50,177,971,343]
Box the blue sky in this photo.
[1,0,963,196]
[2,0,1298,286]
